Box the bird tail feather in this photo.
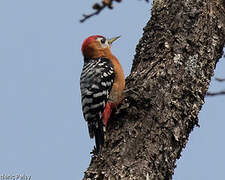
[94,121,104,154]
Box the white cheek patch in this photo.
[96,37,110,49]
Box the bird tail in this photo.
[93,121,104,154]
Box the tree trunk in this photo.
[83,0,225,179]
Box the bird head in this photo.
[81,35,120,59]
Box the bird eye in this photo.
[101,38,106,44]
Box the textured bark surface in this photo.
[83,0,225,179]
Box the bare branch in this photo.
[80,0,149,23]
[80,0,115,23]
[80,3,106,23]
[206,90,225,96]
[215,77,225,82]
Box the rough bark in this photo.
[83,0,225,179]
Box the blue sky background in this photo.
[0,0,224,179]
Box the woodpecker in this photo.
[80,35,125,153]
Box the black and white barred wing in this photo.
[80,58,115,138]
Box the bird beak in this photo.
[108,36,120,45]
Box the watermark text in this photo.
[0,174,31,180]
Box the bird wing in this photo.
[80,58,115,138]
